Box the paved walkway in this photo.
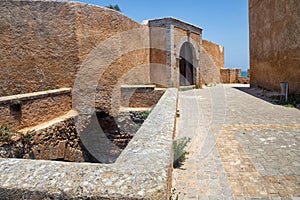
[172,84,300,200]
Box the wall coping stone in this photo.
[0,88,71,105]
[147,17,202,34]
[121,85,156,89]
[0,88,178,199]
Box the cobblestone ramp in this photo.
[172,84,300,200]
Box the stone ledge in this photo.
[0,88,72,105]
[0,88,178,199]
[121,85,156,89]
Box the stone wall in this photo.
[0,1,150,114]
[249,0,300,94]
[74,4,150,113]
[220,68,241,83]
[238,77,250,84]
[0,1,79,96]
[0,116,91,162]
[120,85,165,108]
[202,40,224,70]
[0,88,71,129]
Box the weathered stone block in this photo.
[57,140,66,159]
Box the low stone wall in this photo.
[238,77,250,84]
[120,85,165,108]
[0,115,92,162]
[0,88,178,199]
[220,68,242,83]
[0,88,72,129]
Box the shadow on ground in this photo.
[233,86,300,110]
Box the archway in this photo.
[179,42,195,86]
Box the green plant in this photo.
[169,188,179,200]
[23,132,34,143]
[0,124,17,143]
[133,123,142,129]
[173,137,191,168]
[195,85,200,89]
[277,94,300,108]
[140,111,151,119]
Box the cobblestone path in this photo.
[172,84,300,200]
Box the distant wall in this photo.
[202,40,224,70]
[249,0,300,94]
[220,68,241,83]
[0,1,150,114]
[200,40,223,85]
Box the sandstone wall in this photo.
[0,88,71,129]
[173,27,201,48]
[238,77,250,84]
[249,0,300,94]
[75,4,150,114]
[202,40,224,70]
[0,1,79,96]
[0,1,150,115]
[120,85,165,108]
[220,68,241,83]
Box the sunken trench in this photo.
[0,110,151,164]
[0,85,165,164]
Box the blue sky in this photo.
[76,0,249,70]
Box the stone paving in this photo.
[172,84,300,200]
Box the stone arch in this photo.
[176,36,200,60]
[176,36,199,86]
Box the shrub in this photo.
[173,137,191,168]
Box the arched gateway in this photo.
[147,17,202,88]
[179,42,195,86]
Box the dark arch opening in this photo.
[179,42,194,86]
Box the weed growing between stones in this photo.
[270,94,300,108]
[0,125,36,158]
[169,188,180,200]
[0,124,16,143]
[173,137,191,168]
